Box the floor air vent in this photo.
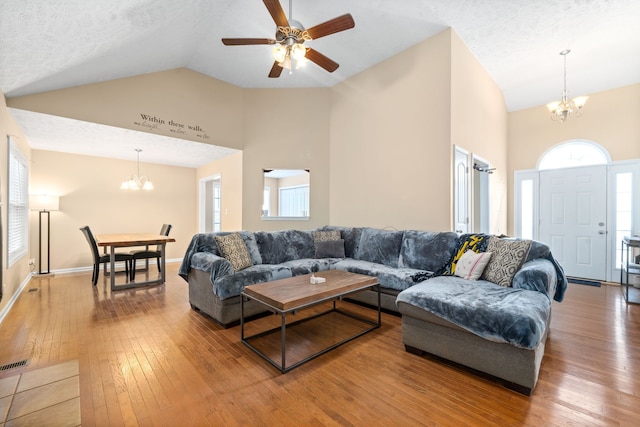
[0,359,29,372]
[28,288,39,292]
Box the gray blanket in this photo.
[396,276,551,350]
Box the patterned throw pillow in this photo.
[311,230,341,242]
[481,237,531,287]
[454,250,493,280]
[215,233,253,272]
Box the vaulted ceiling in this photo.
[2,0,639,167]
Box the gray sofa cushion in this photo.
[255,230,315,264]
[354,228,404,268]
[190,252,233,277]
[396,276,551,349]
[512,258,558,298]
[332,259,429,291]
[213,264,292,299]
[282,258,340,276]
[399,230,459,271]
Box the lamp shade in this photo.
[30,194,60,211]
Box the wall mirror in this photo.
[262,169,310,219]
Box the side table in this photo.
[620,236,640,304]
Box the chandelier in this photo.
[121,149,153,191]
[546,50,588,122]
[271,1,309,73]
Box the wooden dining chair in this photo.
[79,226,133,286]
[130,224,172,280]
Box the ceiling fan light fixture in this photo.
[221,0,354,78]
[272,44,287,63]
[291,43,307,61]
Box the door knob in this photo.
[598,230,605,235]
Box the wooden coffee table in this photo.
[240,270,380,373]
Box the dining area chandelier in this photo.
[546,49,588,122]
[121,148,153,191]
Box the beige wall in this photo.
[0,91,32,316]
[197,151,243,231]
[329,29,508,233]
[242,88,330,231]
[8,68,244,150]
[330,30,452,230]
[30,150,197,270]
[507,83,640,234]
[450,32,509,234]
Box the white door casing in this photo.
[454,147,469,234]
[539,165,607,280]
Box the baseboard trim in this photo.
[0,273,33,326]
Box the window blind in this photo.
[7,138,28,266]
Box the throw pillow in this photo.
[439,233,490,276]
[454,250,493,280]
[314,239,346,258]
[311,230,341,242]
[215,233,253,272]
[481,237,531,287]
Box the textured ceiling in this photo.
[8,109,239,168]
[1,0,639,167]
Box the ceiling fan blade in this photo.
[263,0,289,28]
[305,48,339,73]
[222,38,275,46]
[268,61,284,78]
[306,14,355,40]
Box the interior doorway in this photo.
[472,156,491,233]
[199,175,221,233]
[454,147,492,234]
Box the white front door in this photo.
[454,147,469,234]
[539,165,607,280]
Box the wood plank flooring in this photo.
[0,265,639,426]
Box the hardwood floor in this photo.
[0,265,639,426]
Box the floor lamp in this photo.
[30,194,59,275]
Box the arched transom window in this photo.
[537,140,610,170]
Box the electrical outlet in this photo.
[28,258,35,266]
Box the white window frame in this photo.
[278,185,309,217]
[607,160,640,281]
[514,169,539,239]
[7,136,29,267]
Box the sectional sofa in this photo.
[179,226,566,394]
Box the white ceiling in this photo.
[2,0,639,167]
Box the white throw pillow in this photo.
[454,250,493,280]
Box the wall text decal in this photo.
[133,114,210,140]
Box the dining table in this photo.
[94,233,176,291]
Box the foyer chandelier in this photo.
[546,50,588,122]
[121,149,154,191]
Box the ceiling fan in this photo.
[221,0,355,78]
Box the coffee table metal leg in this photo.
[281,312,286,373]
[241,295,245,340]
